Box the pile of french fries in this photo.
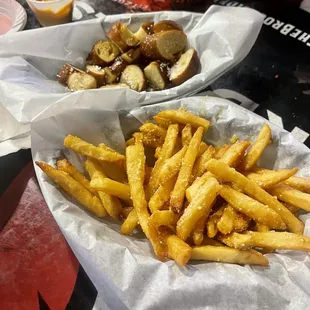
[36,109,310,267]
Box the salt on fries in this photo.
[36,109,310,267]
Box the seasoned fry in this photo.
[159,146,187,184]
[240,124,271,170]
[282,202,300,214]
[214,144,230,159]
[163,233,192,267]
[190,246,269,266]
[219,185,285,229]
[176,178,221,240]
[256,223,270,232]
[133,132,144,145]
[140,122,167,138]
[120,209,139,235]
[154,109,210,131]
[126,144,166,260]
[197,142,209,157]
[242,168,298,189]
[170,127,204,213]
[142,133,164,148]
[39,108,310,267]
[90,177,131,201]
[186,141,250,202]
[219,141,250,167]
[36,161,107,217]
[206,206,225,238]
[126,137,135,146]
[85,158,123,219]
[99,161,128,183]
[192,212,209,246]
[149,210,176,227]
[153,116,171,128]
[192,145,215,179]
[268,184,310,212]
[154,147,161,159]
[285,176,310,194]
[147,124,179,197]
[64,135,125,164]
[206,159,304,234]
[217,206,235,235]
[149,177,176,213]
[57,159,98,197]
[233,212,250,232]
[220,231,310,252]
[181,124,192,146]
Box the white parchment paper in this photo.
[32,96,310,310]
[0,5,263,128]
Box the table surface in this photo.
[1,0,310,309]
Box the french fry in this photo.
[256,223,270,232]
[133,132,144,145]
[242,168,298,189]
[154,146,161,159]
[220,231,310,252]
[268,184,310,212]
[85,158,123,219]
[149,177,176,213]
[214,144,230,159]
[99,161,128,183]
[98,143,121,155]
[186,141,250,202]
[233,212,250,232]
[153,115,171,128]
[149,210,176,228]
[282,202,300,214]
[219,185,285,229]
[147,124,179,197]
[240,124,271,171]
[192,212,209,246]
[217,205,235,235]
[90,177,131,201]
[154,109,210,131]
[190,246,269,266]
[56,159,98,197]
[159,146,187,185]
[126,144,166,260]
[219,141,250,167]
[181,124,192,146]
[120,209,139,235]
[140,123,167,139]
[162,232,192,267]
[98,144,128,183]
[206,206,225,238]
[176,178,221,240]
[170,127,204,213]
[206,159,304,234]
[126,137,135,146]
[197,142,209,157]
[285,176,310,194]
[192,145,215,179]
[64,135,125,164]
[121,206,133,219]
[142,133,164,148]
[36,161,107,217]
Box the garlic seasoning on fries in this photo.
[36,109,310,267]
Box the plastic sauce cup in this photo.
[26,0,74,27]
